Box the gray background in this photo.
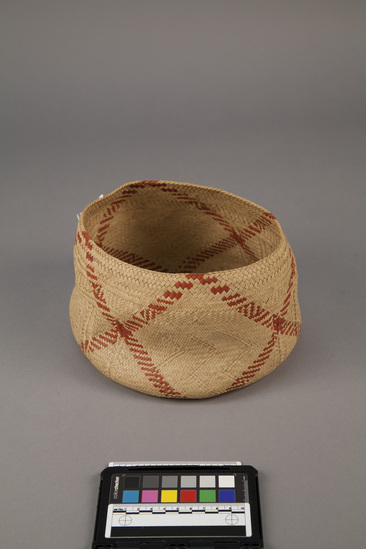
[1,1,365,548]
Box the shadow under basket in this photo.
[69,180,301,399]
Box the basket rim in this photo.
[76,179,290,279]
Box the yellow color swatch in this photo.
[161,490,177,502]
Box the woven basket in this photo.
[70,180,301,399]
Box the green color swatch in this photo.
[199,489,216,502]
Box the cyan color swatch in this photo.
[122,490,139,503]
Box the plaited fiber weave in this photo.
[69,180,301,399]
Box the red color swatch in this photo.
[180,490,197,503]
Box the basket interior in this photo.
[84,183,282,273]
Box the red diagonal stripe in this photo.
[177,211,275,271]
[74,230,201,397]
[206,255,300,336]
[224,250,299,393]
[100,246,169,272]
[125,334,182,398]
[226,331,278,392]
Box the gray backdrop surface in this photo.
[1,1,365,548]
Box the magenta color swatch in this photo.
[141,490,159,503]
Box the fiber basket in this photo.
[70,180,301,398]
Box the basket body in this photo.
[70,180,301,398]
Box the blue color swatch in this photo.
[219,490,236,503]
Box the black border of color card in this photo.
[92,462,263,549]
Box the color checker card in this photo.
[92,462,263,548]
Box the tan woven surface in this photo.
[69,180,301,398]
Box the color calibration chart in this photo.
[106,467,250,537]
[93,463,263,548]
